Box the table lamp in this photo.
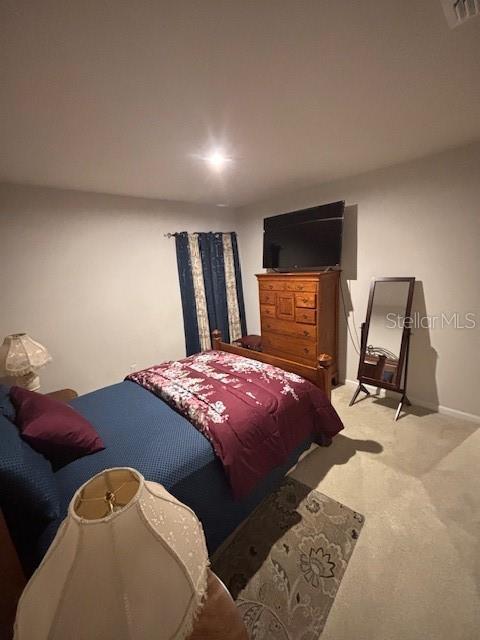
[0,333,51,391]
[14,467,209,640]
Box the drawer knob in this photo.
[302,297,308,303]
[303,330,309,336]
[303,348,309,354]
[268,285,273,289]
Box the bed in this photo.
[1,333,342,575]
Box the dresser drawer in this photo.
[260,304,276,318]
[259,291,276,305]
[295,308,316,324]
[261,317,316,341]
[262,347,314,367]
[285,281,317,293]
[295,292,316,308]
[262,333,317,363]
[259,280,286,291]
[276,292,295,320]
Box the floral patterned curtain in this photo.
[175,232,247,356]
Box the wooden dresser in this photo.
[257,271,340,383]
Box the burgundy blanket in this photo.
[126,351,343,498]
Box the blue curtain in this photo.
[175,231,247,355]
[199,233,230,343]
[175,232,201,355]
[231,232,247,337]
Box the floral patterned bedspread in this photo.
[126,351,343,498]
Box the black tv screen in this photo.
[262,200,345,269]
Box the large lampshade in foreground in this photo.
[14,468,209,640]
[0,333,51,391]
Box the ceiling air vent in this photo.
[440,0,480,27]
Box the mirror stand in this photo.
[350,277,415,421]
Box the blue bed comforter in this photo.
[39,380,313,560]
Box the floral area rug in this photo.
[211,477,364,639]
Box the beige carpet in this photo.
[212,477,364,639]
[285,385,480,640]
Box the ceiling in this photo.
[1,0,479,207]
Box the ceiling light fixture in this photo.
[204,150,232,172]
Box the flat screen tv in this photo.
[262,200,345,270]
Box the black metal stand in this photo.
[394,393,411,421]
[350,326,413,421]
[393,328,412,421]
[348,383,370,406]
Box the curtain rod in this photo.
[164,232,234,238]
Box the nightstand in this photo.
[0,509,26,640]
[46,389,78,403]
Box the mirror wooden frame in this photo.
[350,277,416,420]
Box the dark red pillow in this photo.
[10,387,104,469]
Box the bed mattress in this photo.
[38,380,313,561]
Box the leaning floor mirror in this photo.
[350,277,415,420]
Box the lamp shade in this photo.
[14,468,209,640]
[0,333,51,376]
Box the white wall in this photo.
[235,142,480,419]
[0,184,235,395]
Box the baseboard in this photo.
[408,397,480,424]
[343,379,480,424]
